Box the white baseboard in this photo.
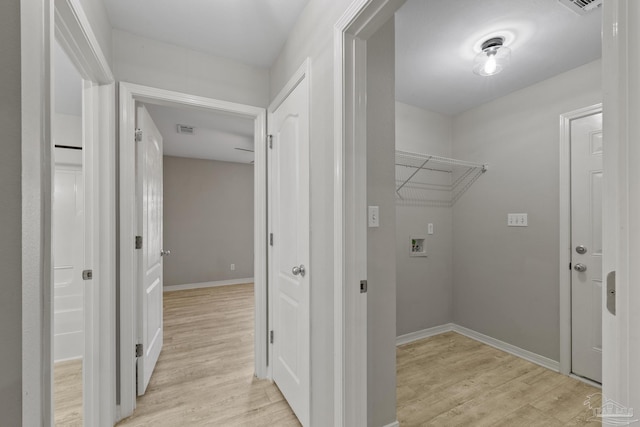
[382,421,399,427]
[451,324,560,372]
[163,278,254,292]
[396,323,560,372]
[396,323,454,346]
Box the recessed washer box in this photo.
[410,236,427,257]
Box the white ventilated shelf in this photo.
[395,150,487,207]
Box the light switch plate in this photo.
[368,206,379,227]
[428,223,434,235]
[508,213,528,227]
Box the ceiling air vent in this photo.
[558,0,602,15]
[176,124,195,135]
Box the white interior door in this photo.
[136,104,164,395]
[571,111,603,383]
[53,156,85,362]
[268,69,310,426]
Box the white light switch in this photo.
[428,223,434,235]
[508,213,528,227]
[368,206,379,227]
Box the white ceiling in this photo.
[103,0,311,68]
[54,41,83,116]
[395,0,602,115]
[144,103,255,164]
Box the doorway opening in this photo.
[117,83,269,420]
[52,38,86,426]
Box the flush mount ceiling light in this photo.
[473,37,511,76]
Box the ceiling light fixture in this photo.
[473,37,511,77]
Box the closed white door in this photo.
[53,164,85,362]
[136,105,164,395]
[268,69,310,426]
[571,111,603,383]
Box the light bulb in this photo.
[484,54,497,75]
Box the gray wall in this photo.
[113,30,270,108]
[452,59,602,361]
[367,18,397,427]
[163,156,254,286]
[395,102,454,336]
[0,0,22,423]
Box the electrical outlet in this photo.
[230,263,235,271]
[507,213,528,227]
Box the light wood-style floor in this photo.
[55,285,601,426]
[397,332,601,426]
[54,359,83,426]
[117,283,300,427]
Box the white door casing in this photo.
[268,60,310,426]
[136,105,164,395]
[570,112,603,383]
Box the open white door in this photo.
[268,62,310,426]
[135,105,164,395]
[570,111,603,383]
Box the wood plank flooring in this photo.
[397,332,601,426]
[54,359,83,426]
[117,283,300,427]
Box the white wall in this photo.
[77,0,113,65]
[268,0,354,424]
[53,113,82,148]
[113,30,270,108]
[395,102,454,335]
[452,59,602,361]
[0,0,23,422]
[163,156,254,286]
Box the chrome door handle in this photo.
[292,264,306,277]
[574,263,587,272]
[161,250,171,257]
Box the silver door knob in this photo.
[574,263,587,272]
[576,245,587,254]
[161,250,171,257]
[292,264,306,277]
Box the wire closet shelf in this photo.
[395,150,487,207]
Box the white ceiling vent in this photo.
[558,0,602,15]
[176,124,195,135]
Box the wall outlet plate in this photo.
[507,213,528,227]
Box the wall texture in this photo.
[163,156,254,286]
[452,59,602,361]
[395,102,454,336]
[0,0,23,423]
[367,18,397,426]
[113,30,270,108]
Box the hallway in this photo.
[117,284,299,426]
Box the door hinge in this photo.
[82,269,93,281]
[268,134,273,149]
[270,330,274,344]
[360,279,368,293]
[135,128,143,142]
[135,343,143,357]
[269,233,274,246]
[135,235,143,249]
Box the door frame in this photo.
[118,82,268,419]
[22,0,116,424]
[333,1,405,425]
[558,103,602,378]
